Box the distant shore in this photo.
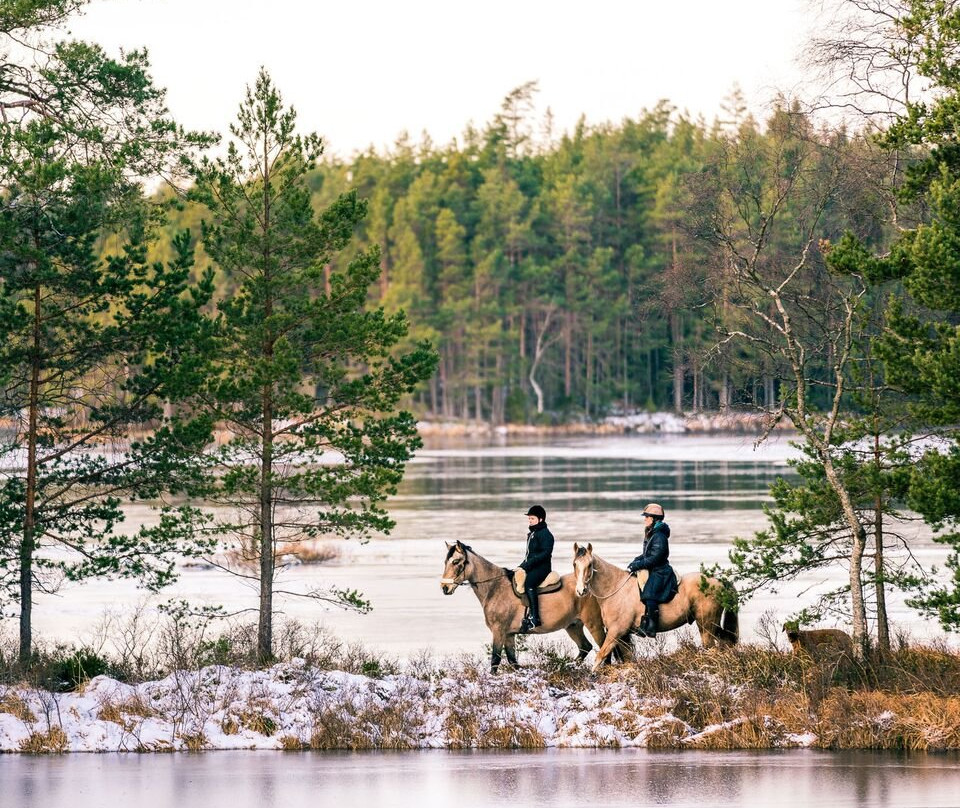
[417,410,787,438]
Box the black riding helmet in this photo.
[526,504,546,521]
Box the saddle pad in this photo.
[513,568,562,597]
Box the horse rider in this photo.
[626,502,678,638]
[519,504,554,633]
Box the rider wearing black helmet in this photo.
[519,504,554,633]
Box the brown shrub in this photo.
[279,734,309,750]
[98,694,155,726]
[177,731,209,751]
[816,690,960,750]
[643,717,688,748]
[19,726,68,754]
[0,692,36,722]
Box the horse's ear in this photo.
[573,541,579,553]
[445,541,452,550]
[587,542,593,552]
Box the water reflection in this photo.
[3,749,959,808]
[397,452,790,512]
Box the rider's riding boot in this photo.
[520,587,542,633]
[638,602,659,638]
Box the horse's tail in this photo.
[716,582,739,645]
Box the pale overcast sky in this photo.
[68,0,815,158]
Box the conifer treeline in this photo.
[167,87,895,423]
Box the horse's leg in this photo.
[565,623,593,662]
[592,630,624,672]
[504,636,520,669]
[615,633,635,663]
[695,602,721,648]
[490,635,503,673]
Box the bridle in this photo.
[576,555,634,600]
[440,548,506,589]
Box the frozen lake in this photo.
[22,432,952,658]
[4,748,960,808]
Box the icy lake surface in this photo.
[4,748,960,808]
[27,432,951,656]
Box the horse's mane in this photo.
[445,541,473,560]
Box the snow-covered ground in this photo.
[0,660,815,753]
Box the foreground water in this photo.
[4,749,959,808]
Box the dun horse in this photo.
[440,540,629,673]
[573,542,738,670]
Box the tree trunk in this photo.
[258,138,275,665]
[258,413,274,663]
[874,433,890,653]
[822,456,869,654]
[670,313,684,414]
[19,282,42,663]
[529,308,556,415]
[585,330,593,418]
[874,495,890,653]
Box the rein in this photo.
[442,545,507,588]
[439,573,507,588]
[581,565,636,600]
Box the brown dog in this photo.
[783,623,854,657]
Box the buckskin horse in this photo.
[440,540,631,673]
[573,542,738,671]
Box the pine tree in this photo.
[191,70,437,662]
[0,1,215,661]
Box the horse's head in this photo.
[440,540,471,594]
[572,542,594,597]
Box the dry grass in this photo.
[281,540,341,564]
[177,731,209,751]
[308,702,419,750]
[0,692,36,722]
[307,683,425,750]
[581,643,960,750]
[98,694,155,726]
[235,708,277,736]
[19,726,68,753]
[223,541,340,572]
[279,734,309,750]
[815,690,960,750]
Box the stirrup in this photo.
[519,615,541,634]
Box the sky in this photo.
[67,0,817,159]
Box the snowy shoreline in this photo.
[3,656,955,753]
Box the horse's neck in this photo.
[465,551,508,606]
[593,554,626,587]
[467,550,500,580]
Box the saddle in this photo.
[632,568,680,603]
[511,568,562,598]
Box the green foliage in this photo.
[846,0,960,630]
[190,70,436,660]
[44,647,114,692]
[0,3,217,660]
